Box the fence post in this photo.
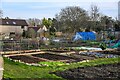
[0,54,4,80]
[0,40,3,52]
[0,37,4,79]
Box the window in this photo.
[6,22,9,24]
[21,26,24,29]
[10,32,15,35]
[13,21,16,24]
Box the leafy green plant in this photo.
[39,61,66,68]
[99,43,107,50]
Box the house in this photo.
[27,25,48,38]
[0,18,28,39]
[28,26,41,38]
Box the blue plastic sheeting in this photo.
[73,32,96,41]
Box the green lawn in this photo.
[4,57,120,79]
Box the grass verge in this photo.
[4,57,120,79]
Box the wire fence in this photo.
[0,39,101,52]
[0,39,68,52]
[0,39,40,52]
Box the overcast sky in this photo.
[1,0,119,19]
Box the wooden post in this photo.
[0,55,4,80]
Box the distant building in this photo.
[28,25,48,38]
[0,18,28,39]
[118,1,120,21]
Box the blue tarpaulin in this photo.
[73,32,96,41]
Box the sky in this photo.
[0,0,120,19]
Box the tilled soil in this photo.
[32,53,96,63]
[32,53,77,63]
[69,54,96,60]
[53,63,120,80]
[9,55,47,63]
[8,51,118,64]
[8,53,96,63]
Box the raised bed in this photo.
[32,53,98,63]
[7,49,119,64]
[8,55,47,63]
[1,49,41,55]
[46,50,71,53]
[69,54,96,60]
[32,53,77,63]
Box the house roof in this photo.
[28,27,41,32]
[28,26,47,32]
[0,19,28,26]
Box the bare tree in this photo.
[55,6,89,33]
[0,10,3,18]
[89,5,101,31]
[90,5,100,21]
[27,18,42,26]
[100,15,113,30]
[27,28,36,38]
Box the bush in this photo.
[99,43,107,50]
[110,35,115,40]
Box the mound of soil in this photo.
[53,63,120,80]
[9,55,46,63]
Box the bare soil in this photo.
[32,53,97,63]
[7,50,119,64]
[9,55,47,63]
[8,52,96,63]
[53,63,120,80]
[32,53,77,63]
